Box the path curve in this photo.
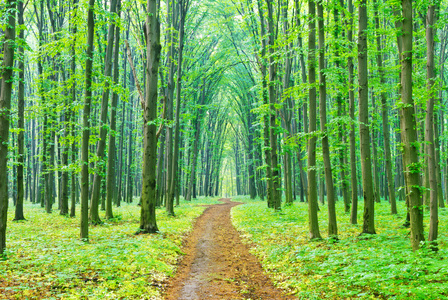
[163,198,296,300]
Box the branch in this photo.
[125,40,166,140]
[155,96,166,139]
[124,39,145,111]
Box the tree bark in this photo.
[14,0,26,221]
[307,0,321,240]
[318,0,337,238]
[374,0,397,214]
[170,0,188,207]
[257,0,273,207]
[346,0,357,225]
[265,0,281,210]
[164,0,177,216]
[358,0,375,234]
[334,0,350,214]
[139,0,161,234]
[426,2,438,245]
[106,1,122,219]
[400,0,424,250]
[90,0,119,224]
[0,0,16,254]
[81,0,96,241]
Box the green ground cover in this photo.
[0,197,220,299]
[231,196,448,299]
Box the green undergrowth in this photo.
[1,196,220,299]
[231,196,448,299]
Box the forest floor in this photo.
[163,198,295,300]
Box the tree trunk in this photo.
[374,0,397,214]
[170,0,188,207]
[257,0,273,207]
[307,0,321,240]
[400,0,424,250]
[14,0,26,221]
[90,0,119,224]
[81,0,96,241]
[164,0,177,216]
[106,1,122,219]
[139,0,161,234]
[358,0,375,234]
[126,98,134,203]
[70,0,79,216]
[318,0,337,238]
[186,82,205,201]
[265,0,281,210]
[334,0,350,214]
[347,0,358,225]
[426,3,438,245]
[0,0,16,254]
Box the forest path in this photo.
[162,198,296,300]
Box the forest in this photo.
[1,0,448,298]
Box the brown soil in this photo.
[163,198,296,300]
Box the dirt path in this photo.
[163,198,296,300]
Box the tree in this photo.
[307,0,321,240]
[373,0,397,215]
[358,0,375,235]
[426,1,438,246]
[14,0,26,221]
[0,0,16,255]
[347,0,358,225]
[400,0,424,250]
[89,0,119,224]
[265,0,281,210]
[169,0,190,209]
[106,1,122,220]
[317,0,337,238]
[81,0,96,241]
[139,0,161,234]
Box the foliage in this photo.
[232,196,448,299]
[0,197,220,299]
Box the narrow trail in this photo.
[163,198,296,300]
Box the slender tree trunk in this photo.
[186,83,205,201]
[126,100,134,203]
[318,0,337,238]
[358,0,375,234]
[265,0,281,210]
[373,0,397,214]
[426,3,438,245]
[14,0,26,221]
[400,0,424,250]
[257,0,273,207]
[139,0,161,234]
[106,1,122,219]
[0,0,16,254]
[70,0,80,218]
[81,0,96,241]
[334,0,350,214]
[371,99,380,203]
[346,0,357,225]
[164,0,176,216]
[116,43,129,208]
[170,0,189,209]
[90,0,119,224]
[307,0,321,240]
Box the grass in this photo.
[231,196,448,299]
[0,196,221,300]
